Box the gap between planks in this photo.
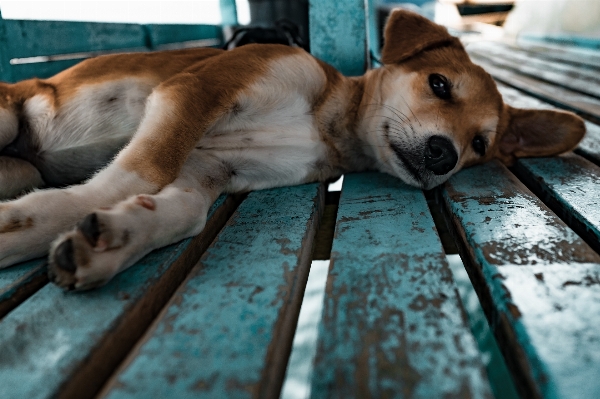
[436,183,542,399]
[57,194,243,399]
[98,184,327,399]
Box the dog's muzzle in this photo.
[424,136,458,175]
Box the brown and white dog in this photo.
[0,10,585,290]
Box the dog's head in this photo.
[367,9,585,189]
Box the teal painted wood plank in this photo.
[3,19,147,59]
[10,59,82,81]
[0,11,13,81]
[468,42,600,99]
[513,153,600,253]
[102,184,323,399]
[311,173,492,399]
[520,34,600,51]
[145,24,222,49]
[474,40,600,71]
[0,259,46,317]
[219,0,238,26]
[443,161,600,399]
[309,0,367,76]
[0,195,237,399]
[514,40,600,70]
[469,52,600,123]
[494,81,600,163]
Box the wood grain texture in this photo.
[0,195,238,399]
[145,24,222,48]
[101,184,324,399]
[311,173,492,399]
[309,0,367,76]
[469,52,600,123]
[468,42,600,99]
[11,59,82,81]
[514,40,600,69]
[513,153,600,254]
[0,11,12,81]
[3,19,147,59]
[443,161,600,399]
[0,259,47,318]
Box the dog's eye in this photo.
[472,135,486,156]
[429,74,451,99]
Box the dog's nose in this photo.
[424,136,458,175]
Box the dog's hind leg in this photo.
[0,157,44,199]
[47,151,230,290]
[0,84,234,268]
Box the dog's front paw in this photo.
[48,201,153,290]
[48,213,120,291]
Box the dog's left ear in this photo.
[495,106,586,164]
[381,9,461,64]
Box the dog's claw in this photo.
[53,238,77,272]
[79,212,100,247]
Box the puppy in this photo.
[0,10,585,290]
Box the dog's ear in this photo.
[381,9,460,64]
[495,106,586,164]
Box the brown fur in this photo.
[119,45,306,187]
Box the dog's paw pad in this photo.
[76,211,125,252]
[78,213,100,246]
[53,238,77,272]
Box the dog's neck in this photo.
[316,67,392,176]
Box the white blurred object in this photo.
[504,0,600,38]
[433,1,463,29]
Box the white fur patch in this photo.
[26,78,154,154]
[202,54,328,192]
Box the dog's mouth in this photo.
[389,137,459,189]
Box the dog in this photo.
[0,10,585,290]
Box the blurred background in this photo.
[1,0,599,49]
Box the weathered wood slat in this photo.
[0,11,13,81]
[145,24,222,49]
[0,195,238,399]
[310,173,492,399]
[10,59,82,81]
[494,81,600,164]
[468,43,600,99]
[512,154,600,253]
[481,40,600,70]
[0,259,46,318]
[469,52,600,123]
[520,34,600,51]
[443,161,600,399]
[3,19,147,59]
[309,0,367,76]
[101,184,324,399]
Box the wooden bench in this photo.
[1,2,600,398]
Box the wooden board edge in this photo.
[0,264,47,319]
[257,183,326,399]
[56,194,243,399]
[510,160,600,254]
[438,185,543,399]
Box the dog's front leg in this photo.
[47,151,229,290]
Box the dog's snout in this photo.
[424,136,458,175]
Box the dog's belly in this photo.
[198,97,328,192]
